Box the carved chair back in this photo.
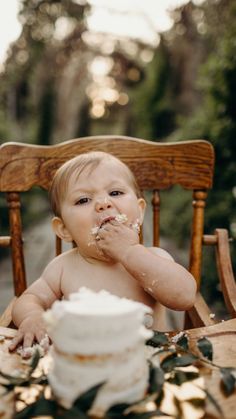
[0,136,218,327]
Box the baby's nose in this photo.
[95,197,112,212]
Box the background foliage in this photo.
[130,0,236,311]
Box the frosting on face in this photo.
[89,213,140,242]
[90,213,128,237]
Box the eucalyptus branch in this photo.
[174,342,220,369]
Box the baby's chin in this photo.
[83,245,116,264]
[94,251,116,264]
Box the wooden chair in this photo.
[0,136,235,329]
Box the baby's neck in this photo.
[77,248,117,267]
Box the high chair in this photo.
[0,136,235,328]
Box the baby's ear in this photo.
[51,217,73,243]
[138,198,146,225]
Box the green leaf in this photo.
[155,388,164,406]
[29,396,58,416]
[176,335,189,351]
[197,337,213,361]
[14,403,38,419]
[106,403,132,418]
[14,395,58,418]
[205,389,224,417]
[146,331,169,347]
[0,356,48,388]
[29,348,41,373]
[175,354,198,367]
[187,397,205,408]
[160,353,178,372]
[125,411,170,418]
[106,400,170,418]
[30,375,48,386]
[148,364,164,394]
[60,406,88,418]
[220,367,236,396]
[161,353,197,372]
[167,370,199,386]
[0,370,29,386]
[73,382,105,412]
[0,383,15,392]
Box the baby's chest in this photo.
[61,264,153,306]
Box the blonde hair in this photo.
[49,151,141,217]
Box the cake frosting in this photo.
[44,288,153,416]
[90,213,128,237]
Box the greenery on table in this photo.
[1,332,236,419]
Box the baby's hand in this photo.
[8,315,50,358]
[95,221,139,263]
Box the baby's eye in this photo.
[109,190,124,197]
[75,197,90,205]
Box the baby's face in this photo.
[59,159,145,260]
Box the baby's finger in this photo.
[23,332,34,350]
[8,332,24,352]
[36,331,50,351]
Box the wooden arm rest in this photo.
[203,228,236,319]
[0,236,11,247]
[214,228,236,317]
[187,292,217,328]
[0,297,16,327]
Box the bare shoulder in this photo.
[45,248,76,267]
[21,251,73,305]
[41,248,77,281]
[147,246,175,261]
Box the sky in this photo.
[0,0,21,65]
[0,0,204,66]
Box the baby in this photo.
[9,151,196,356]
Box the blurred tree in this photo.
[131,2,206,140]
[0,0,148,144]
[180,0,236,233]
[0,0,89,144]
[0,0,90,244]
[129,41,176,140]
[131,0,236,312]
[179,0,236,308]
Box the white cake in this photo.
[44,288,153,417]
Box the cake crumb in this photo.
[114,213,128,223]
[171,331,186,343]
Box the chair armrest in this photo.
[0,297,16,327]
[187,292,217,328]
[215,228,236,317]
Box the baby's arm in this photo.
[97,222,197,310]
[120,244,196,310]
[9,257,63,354]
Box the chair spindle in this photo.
[7,192,26,296]
[189,190,207,290]
[152,189,160,247]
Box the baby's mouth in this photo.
[99,216,116,228]
[90,213,128,236]
[90,217,114,236]
[99,213,129,229]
